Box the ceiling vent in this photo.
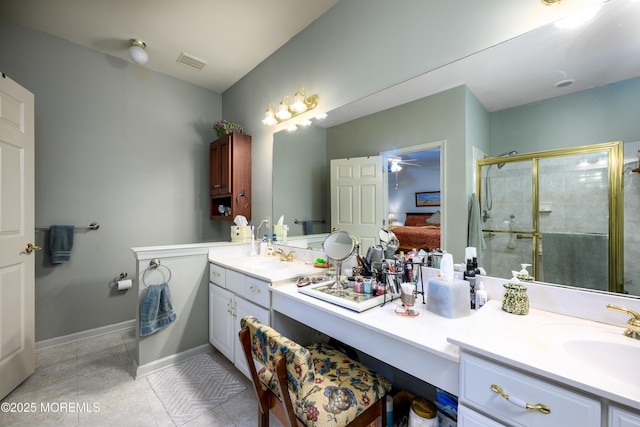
[176,52,207,70]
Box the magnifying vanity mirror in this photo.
[273,0,640,298]
[322,230,357,289]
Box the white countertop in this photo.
[209,252,322,283]
[448,300,640,410]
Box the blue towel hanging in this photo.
[140,283,177,337]
[49,225,75,264]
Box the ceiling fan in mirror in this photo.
[388,156,420,189]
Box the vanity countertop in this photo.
[208,253,321,283]
[448,300,640,410]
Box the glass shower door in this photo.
[537,152,610,291]
[479,160,534,280]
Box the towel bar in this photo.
[294,219,326,224]
[36,222,100,231]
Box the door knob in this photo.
[25,243,42,254]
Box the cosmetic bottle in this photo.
[260,234,268,256]
[475,281,487,309]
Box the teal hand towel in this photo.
[49,225,74,264]
[140,283,177,337]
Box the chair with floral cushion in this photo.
[239,316,392,427]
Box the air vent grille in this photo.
[176,52,207,70]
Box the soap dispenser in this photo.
[260,234,268,256]
[517,263,533,281]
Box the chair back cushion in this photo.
[241,316,315,400]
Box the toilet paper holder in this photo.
[115,272,128,282]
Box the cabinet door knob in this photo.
[490,384,551,414]
[249,286,261,294]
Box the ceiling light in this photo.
[129,39,148,64]
[262,87,320,127]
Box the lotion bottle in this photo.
[260,234,268,256]
[475,281,488,309]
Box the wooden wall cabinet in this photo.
[210,132,251,220]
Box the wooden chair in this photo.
[239,316,392,427]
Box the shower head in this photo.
[497,150,518,169]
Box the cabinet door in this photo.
[234,297,270,379]
[217,136,231,195]
[209,136,231,196]
[610,406,640,427]
[459,404,506,427]
[209,283,234,360]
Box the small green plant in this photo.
[213,120,244,138]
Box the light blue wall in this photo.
[490,77,640,155]
[326,87,469,258]
[0,20,222,341]
[222,0,569,239]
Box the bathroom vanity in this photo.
[207,251,318,378]
[203,245,640,426]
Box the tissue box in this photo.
[274,224,288,242]
[426,278,471,318]
[230,226,252,243]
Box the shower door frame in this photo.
[476,141,624,293]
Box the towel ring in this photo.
[236,189,250,208]
[142,258,172,287]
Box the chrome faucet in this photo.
[607,304,640,340]
[273,248,296,262]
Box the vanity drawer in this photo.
[459,352,600,427]
[209,263,226,287]
[226,269,244,295]
[244,276,270,308]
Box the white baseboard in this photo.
[36,319,136,350]
[133,343,212,379]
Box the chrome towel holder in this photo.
[142,258,172,287]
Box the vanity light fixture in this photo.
[262,104,277,126]
[541,0,563,4]
[129,39,148,64]
[276,96,292,120]
[262,87,320,127]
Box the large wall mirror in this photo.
[273,0,640,297]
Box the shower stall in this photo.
[477,141,624,293]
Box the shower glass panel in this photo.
[480,160,534,279]
[538,151,610,291]
[478,141,622,293]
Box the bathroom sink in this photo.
[535,323,640,383]
[242,258,290,271]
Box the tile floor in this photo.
[0,329,281,427]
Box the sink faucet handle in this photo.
[607,304,640,339]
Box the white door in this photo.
[0,74,36,399]
[330,156,382,252]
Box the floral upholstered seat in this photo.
[240,316,392,427]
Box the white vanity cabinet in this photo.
[459,352,600,427]
[208,262,270,378]
[610,406,640,427]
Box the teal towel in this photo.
[49,225,74,264]
[140,283,177,337]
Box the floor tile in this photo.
[1,328,264,427]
